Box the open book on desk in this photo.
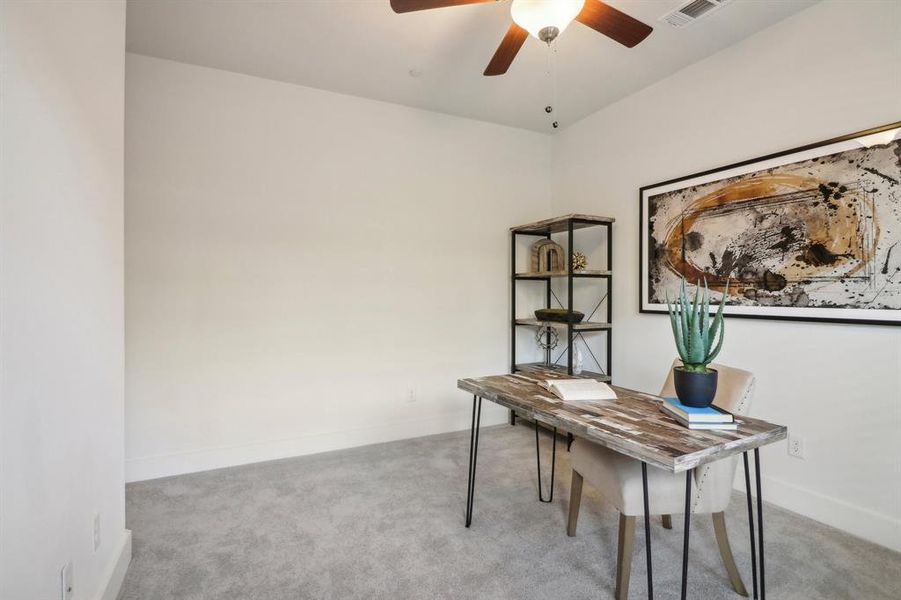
[539,378,617,402]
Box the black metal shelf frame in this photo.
[510,216,613,381]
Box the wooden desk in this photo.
[457,368,786,600]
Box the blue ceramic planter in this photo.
[673,367,718,407]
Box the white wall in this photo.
[552,0,901,551]
[124,54,550,482]
[1,2,131,599]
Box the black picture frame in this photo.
[639,121,901,326]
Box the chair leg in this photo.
[615,513,636,600]
[712,511,749,597]
[662,514,672,529]
[567,470,583,537]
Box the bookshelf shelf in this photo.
[511,213,614,235]
[514,318,611,332]
[514,362,612,383]
[514,269,611,280]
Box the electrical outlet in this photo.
[60,561,73,600]
[406,387,416,403]
[93,513,101,551]
[787,435,805,459]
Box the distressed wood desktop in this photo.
[457,367,786,600]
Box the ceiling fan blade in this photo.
[484,23,528,76]
[575,0,652,48]
[390,0,495,13]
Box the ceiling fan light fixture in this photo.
[510,0,585,43]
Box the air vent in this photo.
[661,0,732,28]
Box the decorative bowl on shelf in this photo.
[534,309,585,323]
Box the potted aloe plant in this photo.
[666,278,729,407]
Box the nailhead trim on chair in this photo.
[691,378,756,513]
[734,379,755,415]
[691,467,709,513]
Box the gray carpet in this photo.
[121,423,901,599]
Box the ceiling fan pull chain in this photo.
[543,43,553,129]
[551,41,559,130]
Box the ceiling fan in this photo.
[390,0,653,76]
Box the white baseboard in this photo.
[97,529,132,600]
[739,474,900,553]
[126,406,508,482]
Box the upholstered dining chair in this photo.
[566,360,755,599]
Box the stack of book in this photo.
[659,397,736,430]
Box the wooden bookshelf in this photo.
[510,214,614,387]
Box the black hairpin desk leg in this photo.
[535,424,557,503]
[464,395,482,528]
[755,448,766,599]
[743,449,767,599]
[641,462,654,600]
[743,452,759,599]
[680,469,692,600]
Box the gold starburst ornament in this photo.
[571,251,587,272]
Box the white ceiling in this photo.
[126,0,817,132]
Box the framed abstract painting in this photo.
[639,122,901,325]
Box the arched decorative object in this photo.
[530,239,566,273]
